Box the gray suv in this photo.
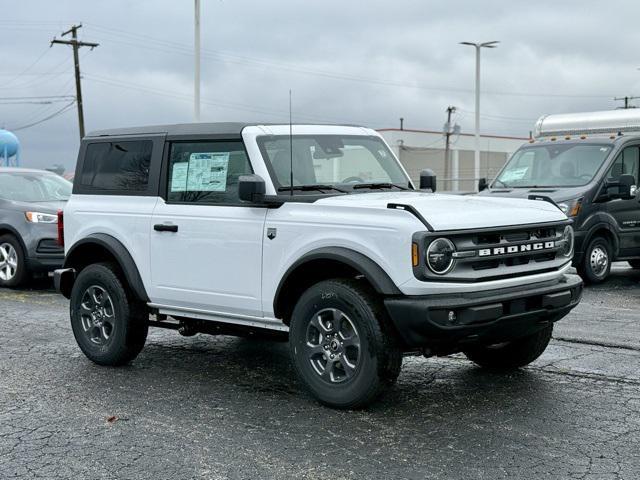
[0,168,71,287]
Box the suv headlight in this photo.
[561,225,574,258]
[25,212,58,224]
[426,238,455,274]
[557,198,582,217]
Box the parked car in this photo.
[0,168,71,287]
[55,123,581,408]
[479,109,640,283]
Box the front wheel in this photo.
[579,236,612,284]
[463,325,553,370]
[70,263,148,366]
[0,234,28,288]
[289,279,402,409]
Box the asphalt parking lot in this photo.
[1,265,639,480]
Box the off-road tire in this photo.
[70,263,148,366]
[0,234,29,288]
[579,236,612,284]
[464,324,553,370]
[289,278,402,409]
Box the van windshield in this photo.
[257,135,410,192]
[493,143,612,188]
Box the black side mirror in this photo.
[419,169,436,192]
[607,173,636,200]
[238,174,266,202]
[478,177,488,192]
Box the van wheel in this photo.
[0,234,28,288]
[289,279,402,409]
[579,236,612,283]
[464,325,553,370]
[628,260,640,269]
[70,263,148,366]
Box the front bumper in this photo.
[384,273,583,351]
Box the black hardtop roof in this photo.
[86,122,365,138]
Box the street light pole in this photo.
[460,40,499,191]
[194,0,201,122]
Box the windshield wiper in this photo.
[352,182,409,191]
[277,184,347,193]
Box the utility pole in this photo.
[51,24,98,140]
[194,0,201,122]
[443,106,456,185]
[614,96,639,109]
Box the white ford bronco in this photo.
[55,123,582,408]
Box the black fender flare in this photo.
[64,233,149,302]
[273,246,401,313]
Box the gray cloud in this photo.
[1,0,638,170]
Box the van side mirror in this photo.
[607,173,636,200]
[238,174,266,202]
[478,177,488,191]
[618,174,636,199]
[419,169,436,192]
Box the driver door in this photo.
[605,145,640,257]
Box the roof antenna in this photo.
[289,89,294,197]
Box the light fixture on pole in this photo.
[460,40,499,191]
[194,0,201,122]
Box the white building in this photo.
[378,128,528,191]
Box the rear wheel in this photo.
[579,236,612,283]
[464,325,553,370]
[0,234,28,288]
[70,263,148,366]
[289,279,402,409]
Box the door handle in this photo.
[154,224,178,233]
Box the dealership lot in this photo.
[0,265,639,479]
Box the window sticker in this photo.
[500,167,528,182]
[186,152,230,192]
[170,162,189,192]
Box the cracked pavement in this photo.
[1,265,639,479]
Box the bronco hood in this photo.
[314,191,567,231]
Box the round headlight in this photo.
[426,238,455,275]
[562,225,574,257]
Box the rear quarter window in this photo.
[80,140,153,192]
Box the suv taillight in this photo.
[57,210,64,247]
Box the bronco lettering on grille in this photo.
[478,241,555,257]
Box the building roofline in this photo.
[377,127,529,141]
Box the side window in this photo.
[167,141,252,204]
[608,146,639,183]
[80,141,152,191]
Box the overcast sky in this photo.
[1,0,639,171]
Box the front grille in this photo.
[36,239,64,255]
[416,221,571,282]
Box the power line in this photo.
[83,22,613,100]
[9,101,76,131]
[83,73,376,126]
[1,46,51,87]
[9,77,77,127]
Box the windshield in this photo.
[493,143,613,188]
[257,135,410,192]
[0,172,72,202]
